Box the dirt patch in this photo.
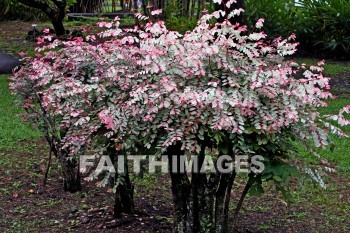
[236,174,350,232]
[0,21,37,56]
[0,140,349,232]
[0,140,174,232]
[330,72,350,96]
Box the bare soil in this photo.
[0,140,349,232]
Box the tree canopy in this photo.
[17,0,67,36]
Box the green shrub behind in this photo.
[245,0,350,59]
[297,0,350,58]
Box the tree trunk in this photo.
[196,0,201,19]
[192,142,213,232]
[152,0,158,10]
[59,151,82,193]
[51,18,66,37]
[168,138,241,233]
[142,0,148,16]
[133,0,139,25]
[182,0,189,17]
[42,132,81,193]
[214,141,236,233]
[133,0,138,11]
[160,0,166,19]
[167,144,191,233]
[114,154,135,217]
[190,0,195,18]
[17,0,67,36]
[214,173,235,233]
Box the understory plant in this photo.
[297,0,350,58]
[10,0,350,232]
[245,0,350,58]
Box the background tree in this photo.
[17,0,67,36]
[70,0,104,13]
[0,0,46,21]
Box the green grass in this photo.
[297,97,350,173]
[257,223,273,230]
[318,97,350,172]
[0,18,136,57]
[0,75,41,150]
[0,37,36,57]
[65,15,136,27]
[296,58,350,75]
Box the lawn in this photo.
[0,75,41,150]
[297,96,350,173]
[296,58,350,76]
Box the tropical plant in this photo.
[245,0,350,58]
[297,0,350,58]
[10,0,350,232]
[9,49,82,192]
[164,16,197,34]
[244,0,299,38]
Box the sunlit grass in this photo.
[296,58,350,75]
[296,96,350,173]
[0,75,41,150]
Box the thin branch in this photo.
[43,137,54,188]
[233,174,254,222]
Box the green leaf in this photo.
[249,183,264,197]
[273,175,283,182]
[261,173,273,180]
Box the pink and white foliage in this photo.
[325,106,350,126]
[10,4,350,159]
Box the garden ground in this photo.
[0,21,350,232]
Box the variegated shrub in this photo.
[10,1,349,232]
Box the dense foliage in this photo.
[245,0,350,58]
[10,1,350,232]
